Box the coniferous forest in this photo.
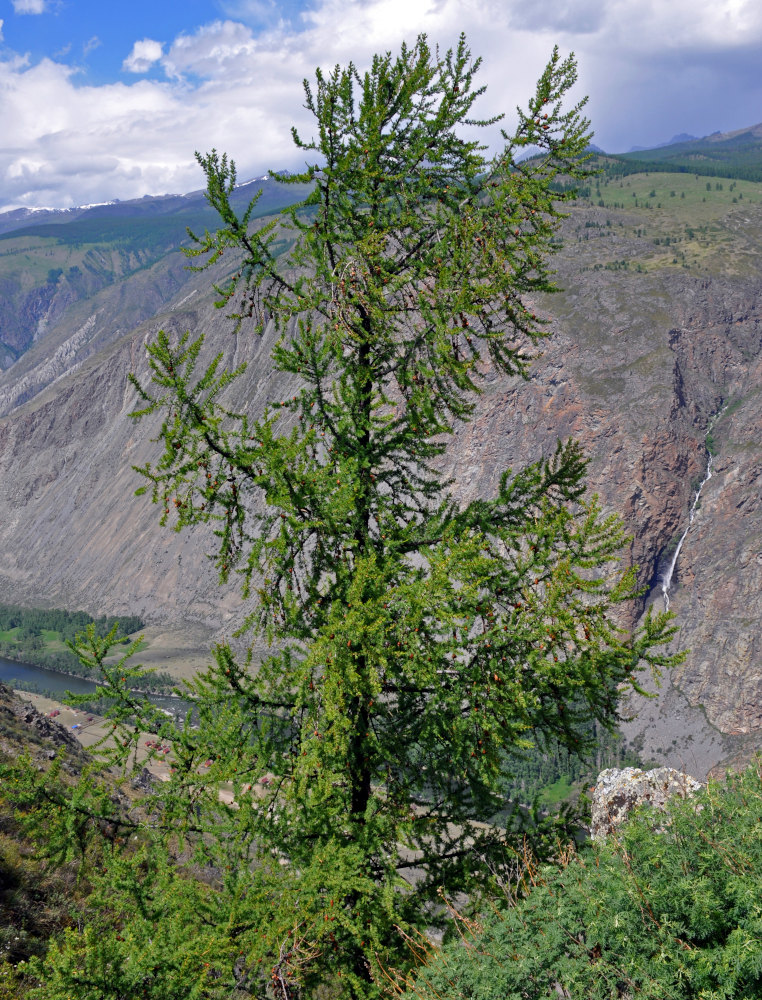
[0,605,180,696]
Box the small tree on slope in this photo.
[27,35,678,1000]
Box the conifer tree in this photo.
[24,35,678,999]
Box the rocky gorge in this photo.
[0,175,760,777]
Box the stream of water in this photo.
[660,453,713,612]
[660,406,726,612]
[0,655,189,723]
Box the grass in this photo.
[0,628,70,655]
[567,170,762,278]
[594,171,761,213]
[104,637,147,661]
[38,630,68,652]
[538,775,576,806]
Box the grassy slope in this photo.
[613,126,762,181]
[408,762,762,1000]
[0,684,88,995]
[565,167,762,279]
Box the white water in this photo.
[661,452,714,611]
[661,404,728,611]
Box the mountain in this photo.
[661,132,699,147]
[612,123,762,181]
[0,163,761,778]
[0,176,311,395]
[0,174,296,237]
[627,132,698,153]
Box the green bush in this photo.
[407,761,762,999]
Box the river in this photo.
[0,654,190,723]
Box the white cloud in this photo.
[163,20,258,80]
[510,0,604,34]
[122,38,164,74]
[0,56,189,210]
[1,0,762,212]
[578,0,762,53]
[83,36,101,57]
[219,0,285,26]
[11,0,47,12]
[0,19,4,41]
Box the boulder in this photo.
[591,766,702,841]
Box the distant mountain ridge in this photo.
[627,132,698,152]
[0,174,311,395]
[611,122,762,181]
[0,173,298,238]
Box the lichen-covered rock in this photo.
[130,766,158,793]
[591,766,702,841]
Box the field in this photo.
[561,168,762,279]
[105,623,216,684]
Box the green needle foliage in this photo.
[14,35,679,1000]
[403,761,762,1000]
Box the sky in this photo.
[1,0,761,212]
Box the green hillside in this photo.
[601,125,762,181]
[408,762,762,1000]
[555,168,762,280]
[0,179,312,367]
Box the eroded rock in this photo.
[3,684,82,754]
[591,766,702,841]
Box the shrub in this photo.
[403,760,762,999]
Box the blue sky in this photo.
[1,0,762,211]
[2,1,311,84]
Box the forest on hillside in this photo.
[0,605,176,694]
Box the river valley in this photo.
[0,653,190,722]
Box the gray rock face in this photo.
[0,196,762,775]
[590,766,702,840]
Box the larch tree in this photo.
[18,34,678,1000]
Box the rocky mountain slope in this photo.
[0,177,309,410]
[0,170,761,776]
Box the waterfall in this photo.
[660,453,713,612]
[661,406,725,612]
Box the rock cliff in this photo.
[0,191,761,776]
